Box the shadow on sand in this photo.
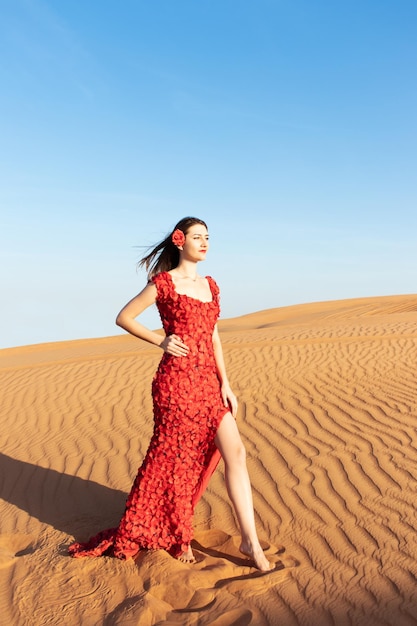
[0,452,127,539]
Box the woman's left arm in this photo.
[212,324,238,417]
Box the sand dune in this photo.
[1,294,417,625]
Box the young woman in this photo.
[69,217,272,571]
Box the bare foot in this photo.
[240,541,273,572]
[178,544,196,564]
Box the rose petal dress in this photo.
[69,271,228,559]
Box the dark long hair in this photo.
[138,217,208,279]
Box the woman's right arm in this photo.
[115,283,189,357]
[115,283,163,347]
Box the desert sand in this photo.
[1,294,417,626]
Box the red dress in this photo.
[69,272,228,559]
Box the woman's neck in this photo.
[174,260,199,280]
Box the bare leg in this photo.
[215,412,272,571]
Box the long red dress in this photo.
[69,271,228,559]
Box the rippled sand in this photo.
[1,294,417,625]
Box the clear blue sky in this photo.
[1,0,416,348]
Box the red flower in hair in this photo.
[172,229,185,247]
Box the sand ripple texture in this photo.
[0,294,416,625]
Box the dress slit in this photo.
[191,406,229,507]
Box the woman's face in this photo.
[182,223,209,262]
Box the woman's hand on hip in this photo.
[160,334,189,357]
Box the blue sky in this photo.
[1,0,416,348]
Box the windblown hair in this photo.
[139,217,208,279]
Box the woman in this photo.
[69,217,272,571]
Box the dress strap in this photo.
[206,276,219,303]
[151,272,172,302]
